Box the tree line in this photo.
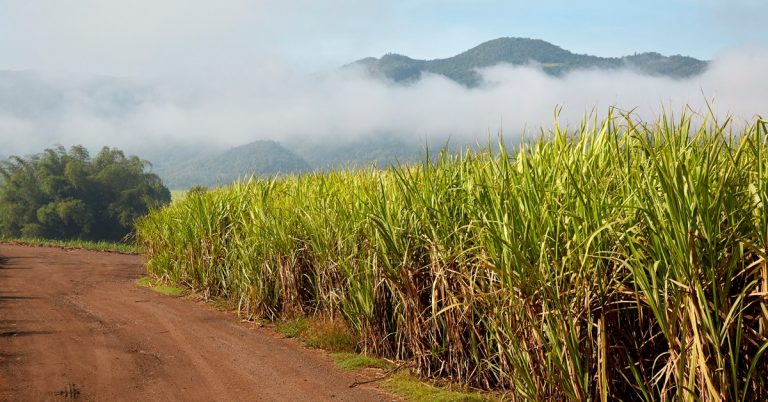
[0,146,170,241]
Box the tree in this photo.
[0,146,171,241]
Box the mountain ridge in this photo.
[354,37,707,87]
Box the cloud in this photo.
[0,0,388,75]
[1,46,767,157]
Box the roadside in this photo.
[0,238,140,254]
[0,244,391,401]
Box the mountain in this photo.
[286,134,427,170]
[1,38,710,187]
[154,140,311,189]
[353,37,708,87]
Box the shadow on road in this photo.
[0,274,53,338]
[0,255,34,270]
[1,330,55,338]
[0,295,40,302]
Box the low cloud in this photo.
[1,46,767,157]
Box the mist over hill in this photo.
[0,70,151,119]
[286,134,428,170]
[153,140,310,189]
[2,38,765,190]
[354,37,707,87]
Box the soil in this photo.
[0,244,393,401]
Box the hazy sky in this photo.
[1,0,766,76]
[1,1,767,156]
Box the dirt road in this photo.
[0,244,391,402]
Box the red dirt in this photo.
[0,244,393,401]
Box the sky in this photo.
[1,0,766,74]
[1,0,767,155]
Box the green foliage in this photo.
[136,111,768,400]
[187,185,207,196]
[0,145,170,241]
[357,37,708,87]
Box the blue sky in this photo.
[0,0,766,76]
[334,0,766,62]
[385,1,717,58]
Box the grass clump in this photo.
[136,110,768,400]
[276,317,357,352]
[276,317,310,338]
[136,276,186,297]
[332,352,395,371]
[334,352,490,401]
[383,373,491,402]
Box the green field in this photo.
[136,111,768,400]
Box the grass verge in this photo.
[382,373,491,402]
[332,352,395,371]
[275,316,357,352]
[333,353,491,401]
[277,317,491,401]
[0,237,141,254]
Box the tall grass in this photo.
[136,111,768,400]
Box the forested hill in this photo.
[286,135,428,171]
[354,37,707,87]
[154,140,311,189]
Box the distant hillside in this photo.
[153,136,456,188]
[155,140,311,189]
[354,37,707,87]
[287,135,428,170]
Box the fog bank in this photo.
[1,47,766,157]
